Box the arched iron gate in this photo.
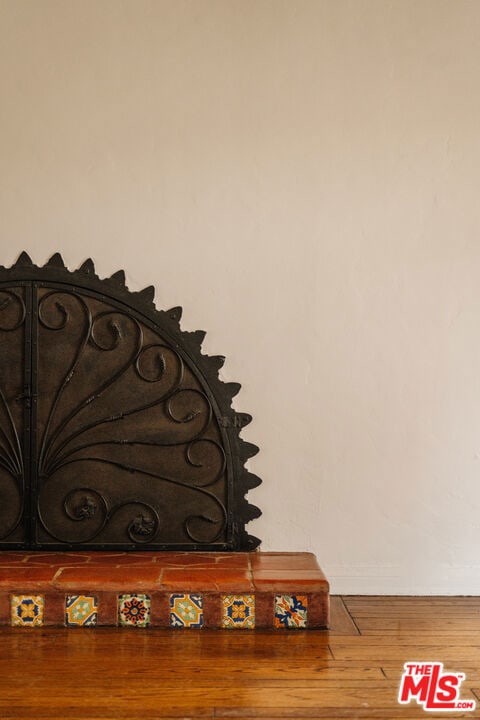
[0,252,261,551]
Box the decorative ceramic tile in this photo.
[274,595,308,629]
[118,594,150,627]
[222,595,255,629]
[65,595,98,627]
[11,595,44,627]
[170,593,203,628]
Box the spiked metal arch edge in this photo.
[0,251,262,551]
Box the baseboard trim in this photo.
[326,564,480,595]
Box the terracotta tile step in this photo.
[0,551,329,629]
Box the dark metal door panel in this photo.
[34,286,229,549]
[0,285,28,545]
[0,254,261,552]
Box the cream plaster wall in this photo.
[1,0,480,593]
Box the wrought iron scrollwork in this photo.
[0,290,26,332]
[0,252,261,550]
[0,288,26,541]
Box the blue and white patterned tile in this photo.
[11,595,44,628]
[65,595,98,627]
[170,593,203,628]
[274,595,308,629]
[222,595,255,629]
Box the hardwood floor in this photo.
[0,596,479,719]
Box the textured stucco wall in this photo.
[1,0,480,592]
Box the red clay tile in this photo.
[87,553,156,565]
[0,566,57,590]
[150,592,170,627]
[152,552,250,569]
[250,552,321,571]
[307,591,330,628]
[54,566,162,591]
[23,553,92,565]
[161,568,254,592]
[0,551,329,628]
[0,591,10,624]
[96,592,118,625]
[0,553,29,565]
[212,554,251,569]
[203,593,222,628]
[78,553,128,562]
[252,570,329,593]
[44,592,66,626]
[254,592,274,628]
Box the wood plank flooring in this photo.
[0,596,479,719]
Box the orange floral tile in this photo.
[118,594,150,627]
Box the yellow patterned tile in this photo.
[222,595,255,629]
[170,593,203,628]
[65,595,98,627]
[11,595,44,627]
